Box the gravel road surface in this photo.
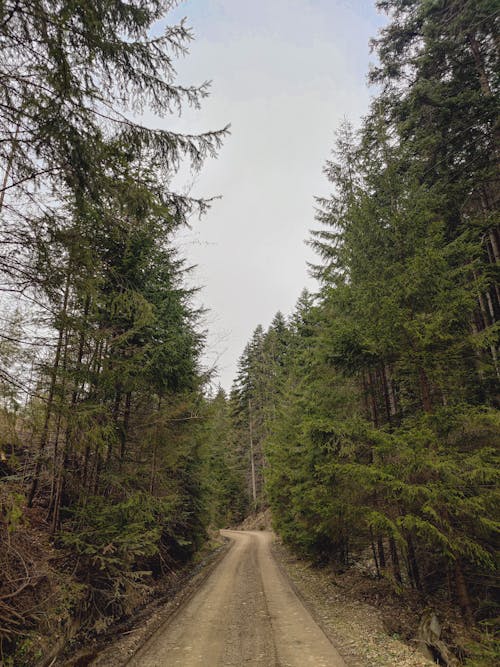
[128,530,346,667]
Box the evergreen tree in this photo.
[0,2,228,659]
[246,0,500,639]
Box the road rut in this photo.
[128,530,345,666]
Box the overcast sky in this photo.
[155,1,387,390]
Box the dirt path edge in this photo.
[271,538,433,667]
[269,537,355,665]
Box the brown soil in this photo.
[91,530,346,667]
[237,508,273,531]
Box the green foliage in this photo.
[59,494,161,573]
[465,628,500,667]
[202,389,248,527]
[0,0,227,660]
[0,491,25,533]
[236,1,500,640]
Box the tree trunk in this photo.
[418,367,432,413]
[50,466,64,536]
[467,32,492,97]
[370,528,380,578]
[368,368,379,426]
[248,399,257,507]
[28,273,71,507]
[150,397,162,496]
[0,123,20,213]
[361,370,371,420]
[377,537,386,569]
[485,289,496,323]
[389,536,402,584]
[46,324,71,521]
[46,410,63,522]
[81,444,91,497]
[150,441,158,496]
[488,229,499,264]
[406,532,422,591]
[467,31,500,156]
[385,363,398,417]
[93,447,102,495]
[454,559,473,627]
[473,269,495,346]
[120,391,132,460]
[107,386,122,465]
[380,363,393,424]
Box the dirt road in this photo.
[127,530,346,666]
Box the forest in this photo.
[0,0,498,666]
[227,0,499,663]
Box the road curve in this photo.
[128,530,346,667]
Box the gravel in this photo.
[272,540,434,667]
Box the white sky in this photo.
[155,0,387,389]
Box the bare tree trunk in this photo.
[406,532,422,591]
[418,367,432,413]
[46,323,71,521]
[248,399,257,508]
[467,30,500,158]
[368,368,379,426]
[150,441,158,496]
[0,123,20,213]
[50,465,64,536]
[46,411,63,521]
[467,32,492,96]
[488,229,499,263]
[384,363,398,417]
[486,241,500,312]
[485,290,496,323]
[470,318,484,380]
[380,364,393,423]
[81,444,91,496]
[473,269,491,329]
[107,386,122,465]
[150,397,162,496]
[93,447,102,495]
[28,272,71,507]
[377,537,386,569]
[120,391,132,460]
[370,528,380,578]
[389,536,402,584]
[361,370,371,420]
[454,559,473,627]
